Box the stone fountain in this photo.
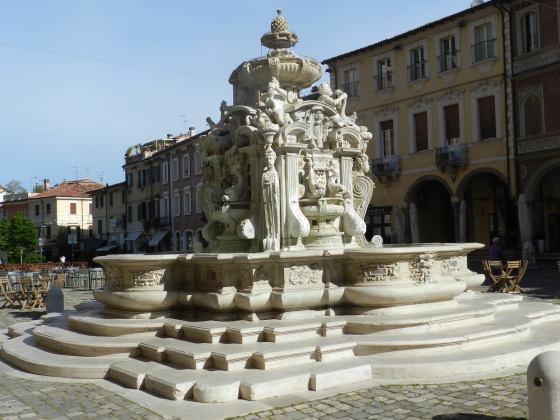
[2,12,560,411]
[92,11,482,320]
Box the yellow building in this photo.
[322,0,516,250]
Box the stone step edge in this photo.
[109,357,372,402]
[0,335,121,379]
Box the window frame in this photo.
[517,6,539,55]
[407,98,433,153]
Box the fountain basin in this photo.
[93,243,483,319]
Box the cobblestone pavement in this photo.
[0,258,556,419]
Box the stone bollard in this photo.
[46,287,64,313]
[527,351,560,420]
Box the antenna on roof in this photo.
[98,172,104,183]
[180,115,187,134]
[71,159,79,180]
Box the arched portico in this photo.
[522,158,560,252]
[405,176,454,243]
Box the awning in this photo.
[148,230,169,247]
[125,231,143,241]
[96,244,119,252]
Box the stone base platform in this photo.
[2,291,560,403]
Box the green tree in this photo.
[0,213,38,263]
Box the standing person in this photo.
[60,255,66,270]
[489,237,505,264]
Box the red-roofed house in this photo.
[23,179,104,259]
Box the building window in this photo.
[127,205,132,223]
[182,154,190,178]
[478,96,496,140]
[524,94,544,136]
[185,231,194,251]
[444,104,461,145]
[438,36,458,73]
[152,165,161,183]
[473,24,495,62]
[89,203,92,214]
[380,120,395,157]
[46,203,51,215]
[343,68,359,97]
[97,220,102,234]
[162,162,169,184]
[194,152,202,175]
[414,112,429,152]
[172,194,180,217]
[184,190,191,215]
[171,158,179,181]
[35,204,40,216]
[70,203,77,215]
[520,11,539,54]
[408,47,426,81]
[121,190,126,205]
[127,173,133,189]
[109,192,114,207]
[196,191,204,213]
[46,225,51,239]
[375,58,393,91]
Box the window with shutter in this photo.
[380,120,395,156]
[478,96,496,140]
[521,11,539,54]
[524,95,544,136]
[444,104,460,144]
[414,112,429,151]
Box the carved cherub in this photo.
[264,77,293,126]
[317,82,349,127]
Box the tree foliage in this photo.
[3,179,27,195]
[0,213,38,263]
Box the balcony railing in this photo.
[342,81,360,98]
[408,61,427,82]
[437,51,459,73]
[435,143,468,181]
[471,39,497,63]
[372,155,400,175]
[374,72,393,91]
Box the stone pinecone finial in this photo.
[271,9,288,33]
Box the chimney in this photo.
[189,127,196,137]
[167,134,173,139]
[44,179,50,190]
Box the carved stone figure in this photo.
[262,147,280,251]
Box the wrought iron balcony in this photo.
[372,156,400,186]
[471,39,497,63]
[342,81,360,98]
[437,51,459,73]
[155,216,171,227]
[408,61,427,82]
[374,72,393,91]
[435,143,468,181]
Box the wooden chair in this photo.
[18,277,43,309]
[506,260,527,294]
[482,260,505,292]
[53,273,67,288]
[37,277,52,303]
[0,276,22,308]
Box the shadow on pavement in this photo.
[433,414,526,419]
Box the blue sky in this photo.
[1,0,470,189]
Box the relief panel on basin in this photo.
[410,252,437,285]
[284,263,324,289]
[356,262,400,284]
